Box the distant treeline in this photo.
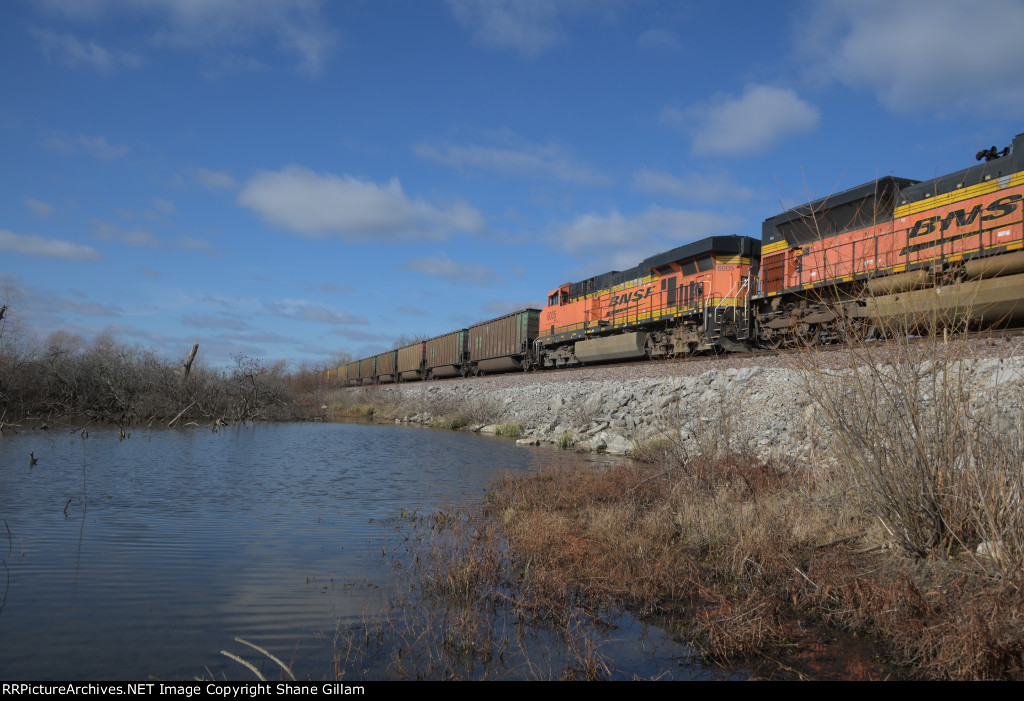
[0,326,314,429]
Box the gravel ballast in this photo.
[336,334,1024,461]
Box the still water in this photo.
[0,422,699,681]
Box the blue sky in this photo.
[2,0,1023,369]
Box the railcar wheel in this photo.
[804,324,822,348]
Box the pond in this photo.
[0,421,713,681]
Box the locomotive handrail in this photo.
[713,280,742,315]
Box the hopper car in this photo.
[325,131,1024,385]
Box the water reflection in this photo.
[0,422,691,680]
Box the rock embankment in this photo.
[337,337,1024,462]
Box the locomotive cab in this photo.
[542,284,572,336]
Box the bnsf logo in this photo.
[608,286,654,307]
[900,193,1021,255]
[908,194,1021,238]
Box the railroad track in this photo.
[375,324,1024,388]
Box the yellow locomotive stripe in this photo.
[894,171,1024,218]
[759,172,1022,261]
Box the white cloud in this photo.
[91,220,159,248]
[25,198,56,218]
[238,166,484,241]
[181,315,253,332]
[399,255,499,285]
[687,85,820,156]
[330,328,393,343]
[42,131,129,159]
[658,105,686,128]
[0,229,102,260]
[35,0,122,21]
[34,291,123,317]
[152,198,175,214]
[636,28,680,51]
[35,0,335,75]
[632,169,753,202]
[176,236,218,256]
[630,167,753,200]
[222,330,293,345]
[414,138,609,186]
[77,134,128,159]
[296,342,336,358]
[481,299,543,316]
[32,27,143,71]
[797,0,1024,116]
[200,53,269,79]
[194,168,238,191]
[42,134,75,155]
[266,299,366,325]
[549,206,744,269]
[317,282,355,295]
[446,0,564,57]
[445,0,621,58]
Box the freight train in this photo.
[323,131,1024,385]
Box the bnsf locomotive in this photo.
[756,132,1024,346]
[324,132,1024,384]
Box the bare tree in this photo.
[392,333,430,350]
[326,347,355,370]
[181,341,199,380]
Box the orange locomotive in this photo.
[755,132,1024,345]
[322,131,1024,385]
[535,235,761,368]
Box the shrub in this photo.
[799,314,1024,574]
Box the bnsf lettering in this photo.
[941,203,982,232]
[909,194,1021,238]
[901,194,1022,256]
[908,205,983,238]
[908,216,941,237]
[608,286,653,307]
[982,193,1023,221]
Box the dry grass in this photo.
[490,443,1024,679]
[330,318,1024,679]
[335,421,1023,679]
[796,316,1024,576]
[328,386,504,431]
[493,455,819,640]
[332,504,623,680]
